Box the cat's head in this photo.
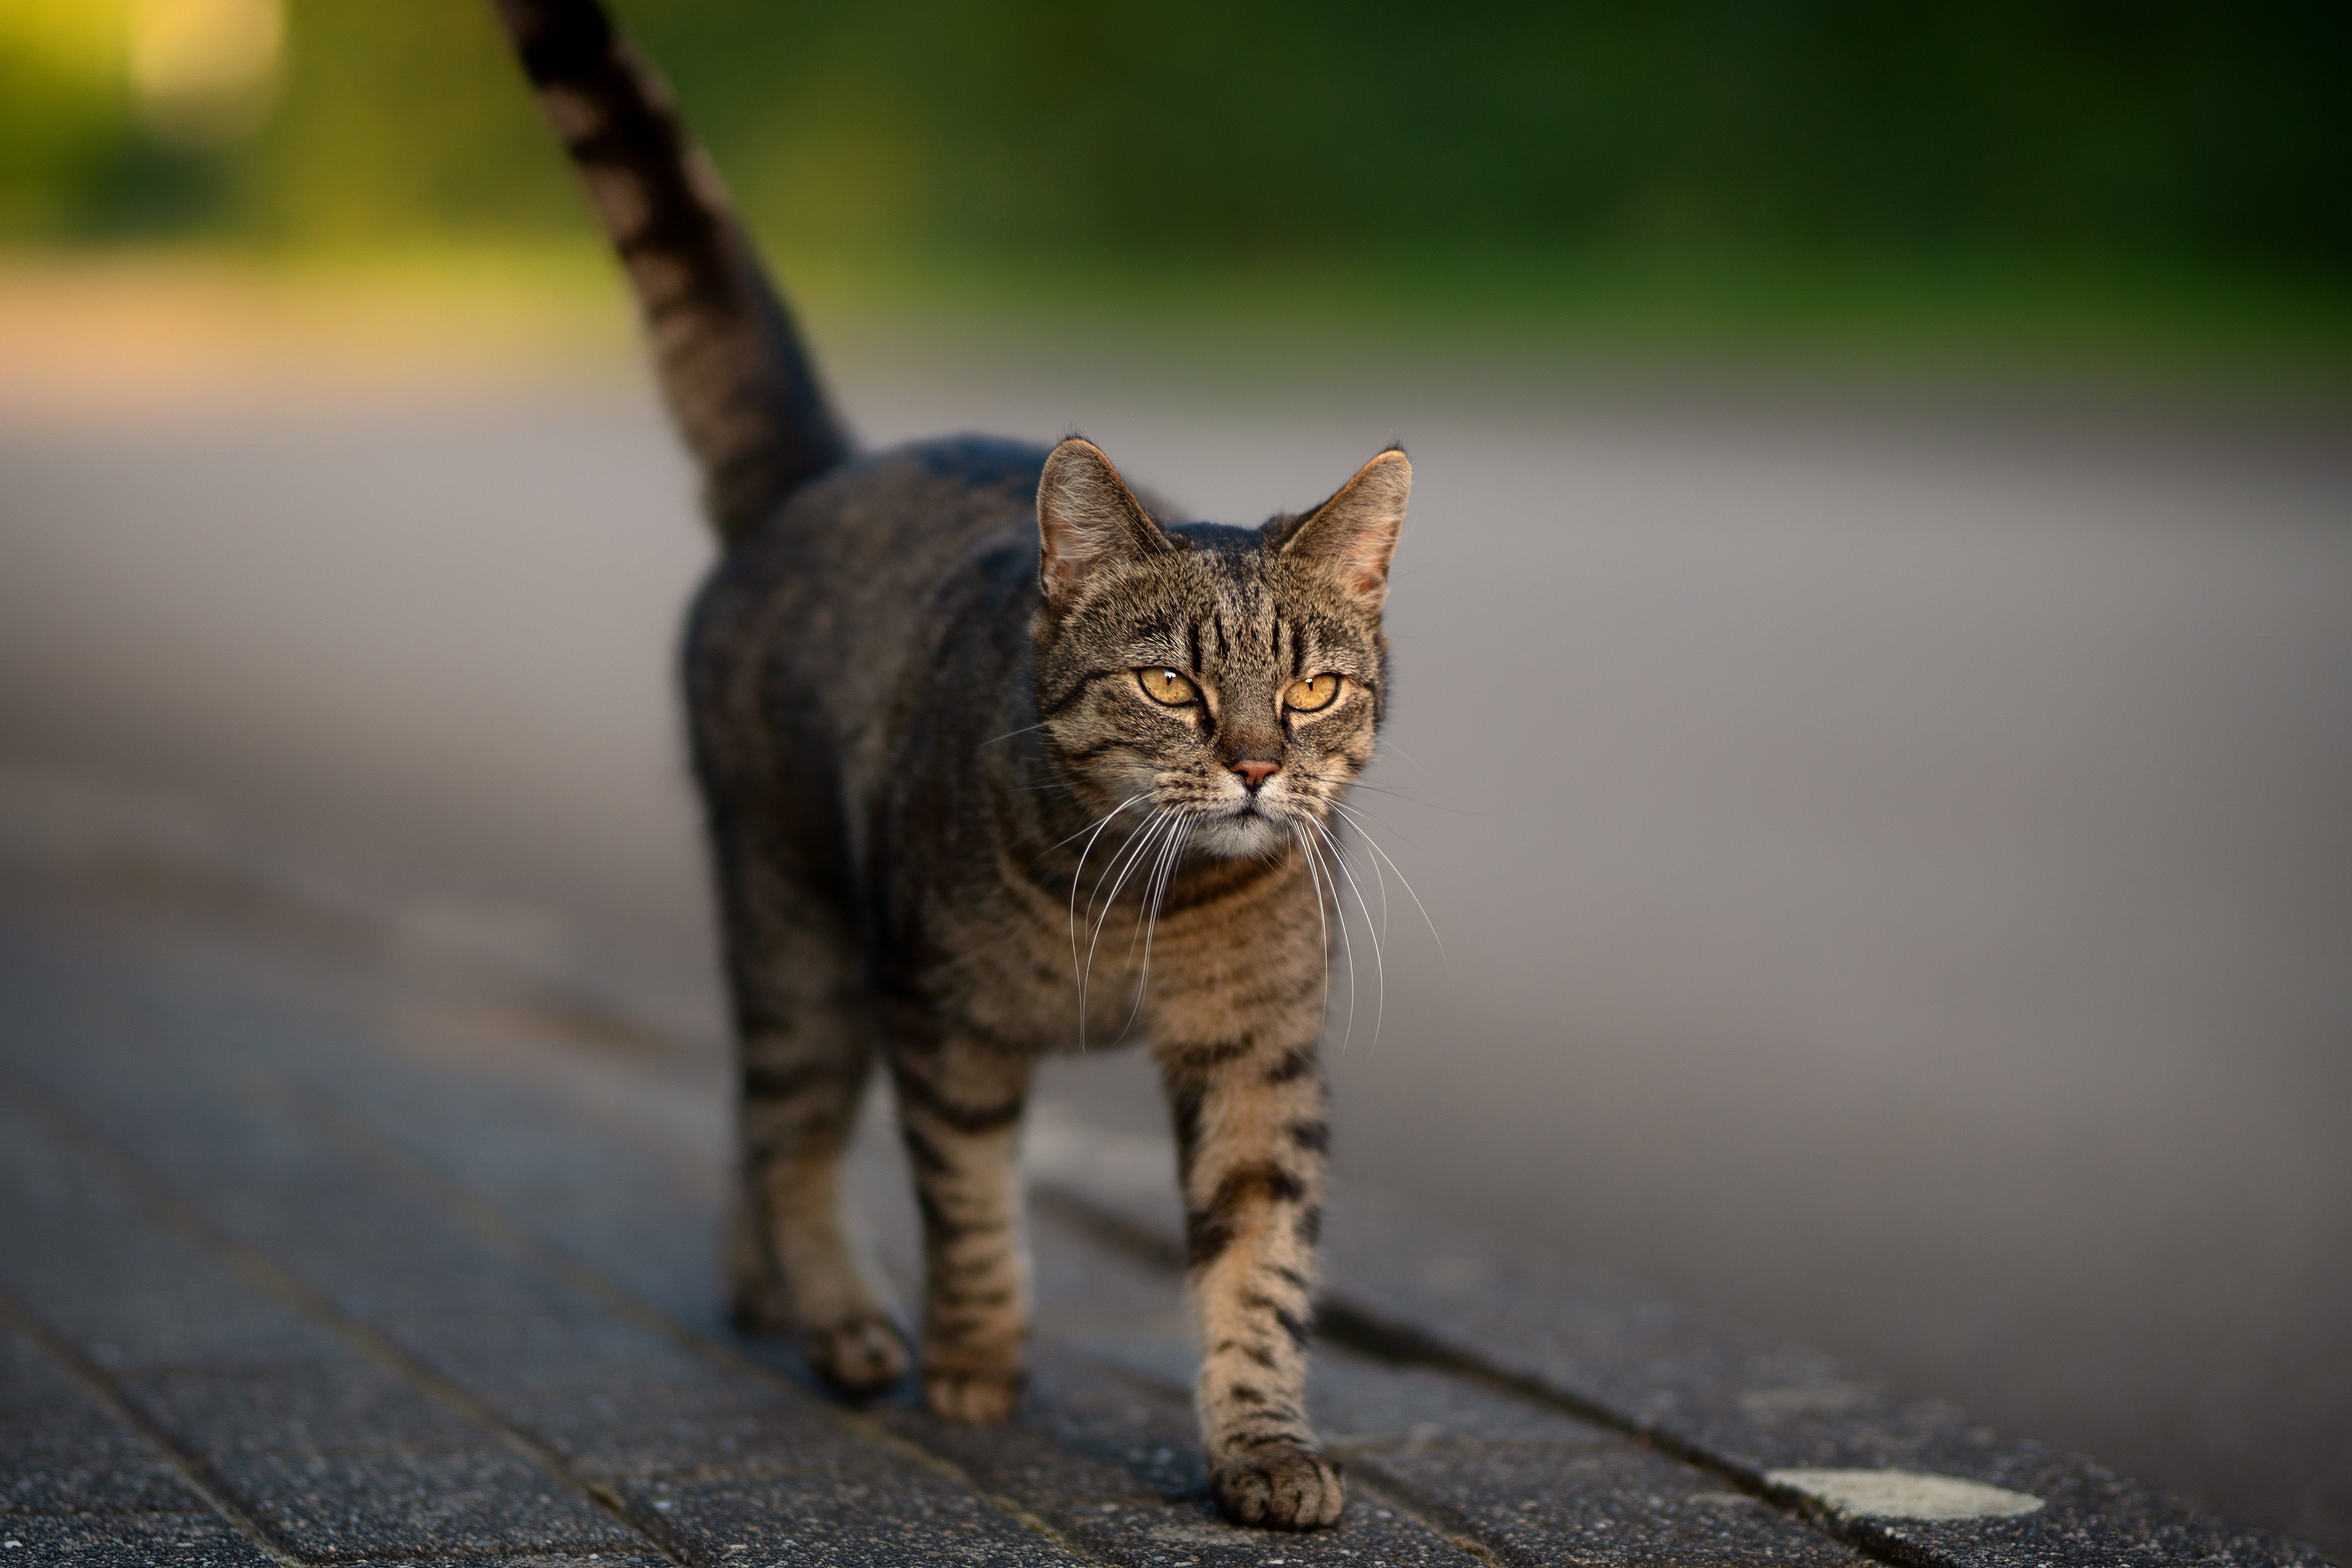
[1030,437,1406,860]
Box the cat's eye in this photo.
[1286,673,1342,712]
[1137,668,1199,706]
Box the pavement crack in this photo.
[0,1065,693,1568]
[0,1283,307,1568]
[1033,1175,1928,1568]
[230,1052,1111,1566]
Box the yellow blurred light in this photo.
[0,0,126,82]
[127,0,284,148]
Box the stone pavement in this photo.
[0,844,2331,1566]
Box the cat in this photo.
[492,0,1408,1531]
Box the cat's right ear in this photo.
[1037,437,1170,605]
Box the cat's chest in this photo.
[932,849,1325,1055]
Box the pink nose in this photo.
[1232,759,1280,790]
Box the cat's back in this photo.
[683,435,1047,845]
[691,434,1042,672]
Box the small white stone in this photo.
[1767,1468,2045,1521]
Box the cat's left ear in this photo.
[1273,447,1409,605]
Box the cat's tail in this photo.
[491,0,851,541]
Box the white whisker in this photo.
[1068,794,1151,1033]
[1291,821,1334,1023]
[1118,814,1194,1042]
[978,720,1049,748]
[1344,780,1476,816]
[1087,808,1169,940]
[1331,804,1392,944]
[1056,791,1147,854]
[1323,797,1446,972]
[1311,816,1385,1047]
[1128,809,1188,963]
[1082,809,1177,1039]
[1301,821,1358,1049]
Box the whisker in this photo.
[1332,801,1393,946]
[1302,821,1359,1050]
[1118,815,1194,1042]
[1127,808,1188,963]
[1311,816,1385,1048]
[1289,769,1464,826]
[1069,794,1151,1028]
[1057,791,1147,853]
[1082,809,1177,1036]
[1085,807,1174,974]
[1371,739,1431,775]
[1086,807,1169,937]
[1292,782,1419,840]
[1340,778,1471,814]
[1291,821,1334,1024]
[1323,797,1447,972]
[978,720,1049,749]
[1081,810,1169,1042]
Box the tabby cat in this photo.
[493,0,1409,1531]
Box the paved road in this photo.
[1,349,2346,1553]
[0,839,2317,1566]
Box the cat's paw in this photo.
[1210,1441,1344,1531]
[924,1366,1023,1424]
[803,1313,911,1400]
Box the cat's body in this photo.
[494,0,1408,1531]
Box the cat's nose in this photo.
[1231,758,1281,790]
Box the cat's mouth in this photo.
[1183,793,1301,859]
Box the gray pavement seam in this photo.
[3,848,2332,1564]
[1030,1182,1890,1567]
[232,1055,1112,1568]
[2,897,1874,1564]
[1025,1343,1504,1566]
[216,1017,1552,1565]
[0,1286,303,1567]
[0,1065,693,1568]
[21,889,2283,1566]
[1044,1175,2333,1568]
[260,1040,1811,1568]
[245,1019,1680,1567]
[223,1001,1845,1567]
[0,919,1102,1563]
[233,1027,1629,1567]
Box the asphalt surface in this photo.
[0,841,2320,1566]
[1,347,2346,1553]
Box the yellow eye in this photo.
[1137,668,1199,705]
[1285,673,1341,712]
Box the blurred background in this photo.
[2,0,2346,1555]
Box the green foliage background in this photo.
[6,0,2348,350]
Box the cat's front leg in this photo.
[1163,1037,1341,1530]
[890,1024,1036,1423]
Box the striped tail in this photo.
[491,0,852,540]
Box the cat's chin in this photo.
[1189,809,1291,860]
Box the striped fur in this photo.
[492,0,849,537]
[494,1,1406,1531]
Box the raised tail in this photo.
[491,0,851,540]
